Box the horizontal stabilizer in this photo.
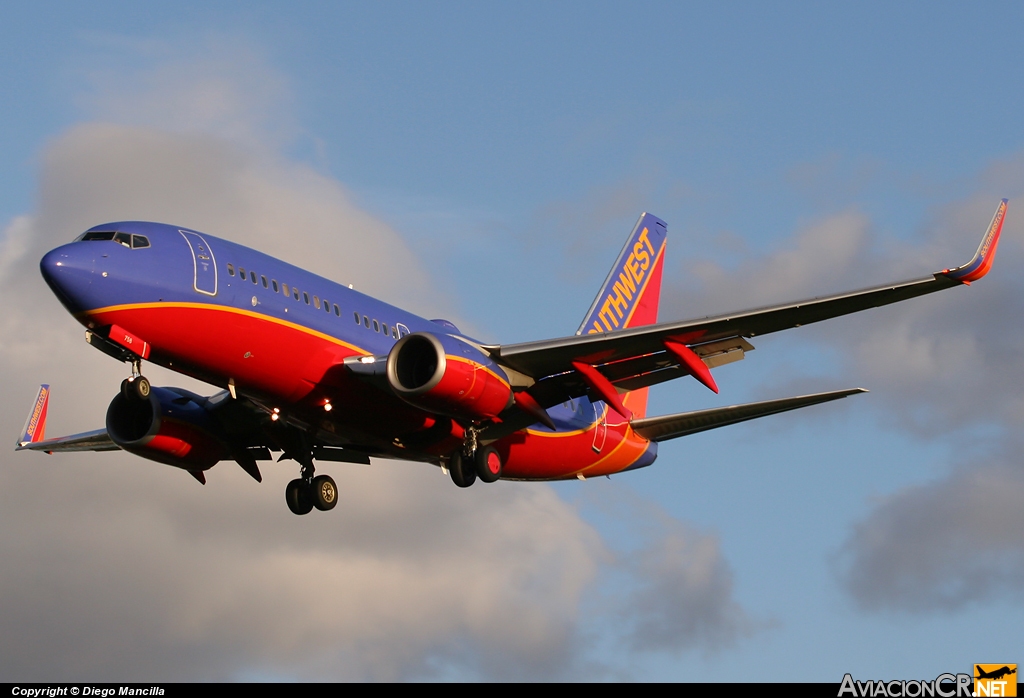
[16,385,118,453]
[631,388,866,442]
[16,428,118,453]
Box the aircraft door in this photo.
[179,230,218,296]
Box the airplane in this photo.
[16,200,1007,515]
[975,666,1016,681]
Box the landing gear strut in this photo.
[283,435,337,515]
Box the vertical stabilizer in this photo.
[577,214,667,418]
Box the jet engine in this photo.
[386,332,512,422]
[106,386,229,470]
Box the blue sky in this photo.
[1,2,1022,681]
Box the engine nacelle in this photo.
[386,332,513,422]
[106,386,229,470]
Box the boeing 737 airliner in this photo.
[17,202,1006,514]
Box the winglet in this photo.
[943,199,1007,284]
[18,385,50,448]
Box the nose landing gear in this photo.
[120,360,150,401]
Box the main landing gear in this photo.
[286,474,338,515]
[448,428,503,488]
[283,440,338,516]
[120,359,151,401]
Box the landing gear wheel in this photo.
[474,445,502,483]
[133,376,151,400]
[449,450,476,488]
[121,376,151,401]
[285,478,313,515]
[311,475,338,511]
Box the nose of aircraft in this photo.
[40,243,96,314]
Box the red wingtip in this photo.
[945,199,1007,283]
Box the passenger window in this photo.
[353,311,360,324]
[323,301,331,313]
[272,280,279,293]
[250,271,257,284]
[239,267,246,278]
[373,319,379,333]
[313,295,320,309]
[261,276,268,289]
[382,322,389,335]
[131,235,150,249]
[334,304,340,316]
[114,232,131,248]
[303,292,310,305]
[282,282,289,296]
[363,315,370,328]
[293,288,300,301]
[392,326,398,339]
[227,264,235,276]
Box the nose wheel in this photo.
[120,359,150,401]
[120,376,151,401]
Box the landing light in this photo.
[359,356,375,364]
[324,401,333,412]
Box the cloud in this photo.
[658,181,1024,613]
[0,37,755,679]
[0,458,602,680]
[619,518,755,653]
[75,33,296,148]
[583,487,759,656]
[837,462,1024,612]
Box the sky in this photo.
[1,1,1022,682]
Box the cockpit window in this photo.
[76,231,150,249]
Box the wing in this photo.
[490,200,1006,392]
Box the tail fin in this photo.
[577,213,667,418]
[18,385,50,447]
